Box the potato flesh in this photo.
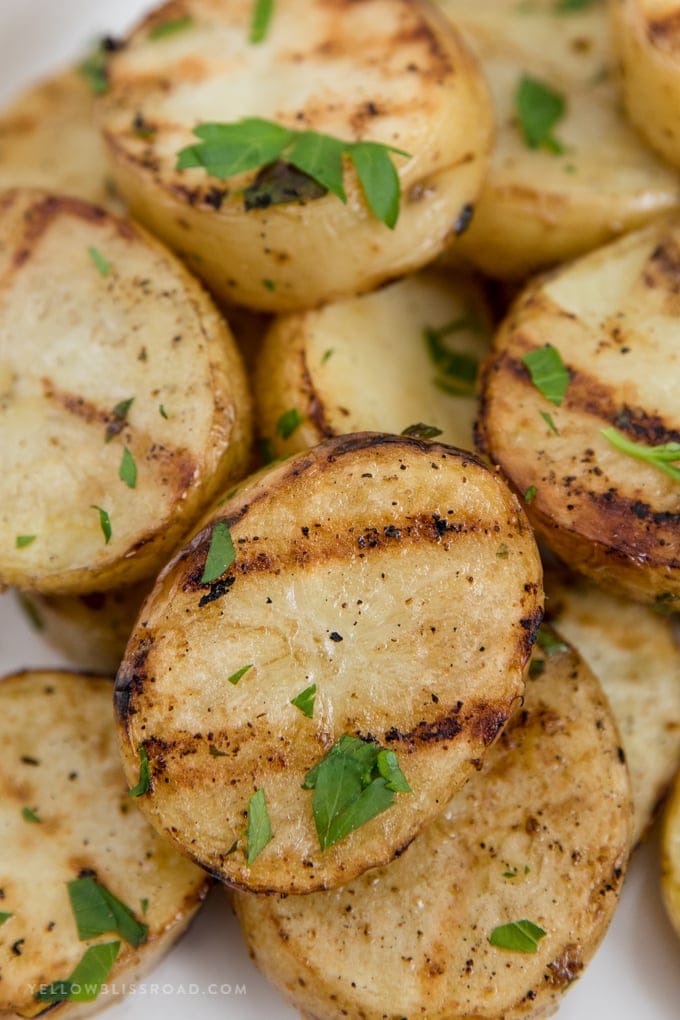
[0,670,209,1018]
[254,268,492,458]
[115,433,543,894]
[235,635,632,1020]
[0,188,251,594]
[100,0,493,310]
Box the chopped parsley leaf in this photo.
[201,521,236,584]
[128,745,150,797]
[250,0,275,43]
[149,15,194,40]
[276,408,303,439]
[516,74,566,154]
[522,345,569,405]
[489,919,546,953]
[68,876,148,947]
[35,942,120,1003]
[16,534,36,548]
[227,664,253,686]
[246,788,273,864]
[291,683,317,718]
[87,246,111,277]
[22,806,41,823]
[91,505,112,544]
[119,447,137,489]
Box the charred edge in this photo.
[611,404,680,446]
[519,608,544,658]
[643,239,680,292]
[545,945,584,988]
[299,347,335,440]
[41,378,111,427]
[648,12,680,46]
[198,574,236,607]
[13,193,135,269]
[384,701,463,745]
[144,736,173,775]
[114,636,154,723]
[584,489,680,555]
[469,703,510,747]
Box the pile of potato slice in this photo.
[0,1,679,1018]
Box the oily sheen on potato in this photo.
[611,0,680,171]
[99,0,493,312]
[477,216,680,605]
[436,0,680,278]
[545,566,680,845]
[253,267,491,458]
[234,631,633,1020]
[0,187,251,595]
[115,433,543,894]
[0,670,210,1019]
[0,67,122,211]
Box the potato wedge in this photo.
[0,669,210,1019]
[544,565,680,845]
[15,582,150,674]
[0,67,122,212]
[99,0,492,312]
[234,630,632,1020]
[661,764,680,943]
[611,0,680,172]
[253,268,492,458]
[115,432,543,894]
[477,216,680,605]
[436,0,680,279]
[0,187,252,595]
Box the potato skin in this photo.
[115,432,543,894]
[100,0,493,311]
[0,188,252,595]
[437,0,680,278]
[611,0,680,172]
[0,670,210,1020]
[477,217,680,605]
[234,633,632,1020]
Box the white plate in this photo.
[0,2,679,1017]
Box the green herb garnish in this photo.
[555,0,599,11]
[119,447,137,489]
[106,397,134,442]
[601,427,680,482]
[529,657,546,678]
[536,626,568,655]
[176,118,409,228]
[401,423,443,439]
[524,485,538,503]
[540,411,559,434]
[291,683,317,718]
[522,345,569,405]
[22,806,41,823]
[227,664,253,686]
[68,877,148,947]
[140,898,149,915]
[489,919,546,953]
[0,913,12,926]
[424,319,480,396]
[79,41,109,95]
[159,404,168,419]
[15,592,44,631]
[128,745,150,798]
[250,0,274,43]
[91,505,112,544]
[276,408,303,439]
[516,74,566,154]
[16,535,36,548]
[87,246,111,277]
[35,942,120,1004]
[202,521,236,584]
[303,735,410,850]
[262,277,276,291]
[321,348,334,364]
[209,745,228,757]
[246,788,273,864]
[149,15,194,40]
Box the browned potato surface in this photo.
[115,433,543,894]
[0,188,252,595]
[477,216,680,605]
[100,0,493,311]
[0,670,210,1019]
[254,268,491,458]
[235,632,633,1020]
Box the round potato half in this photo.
[477,216,680,605]
[436,0,680,278]
[545,565,680,845]
[0,66,122,212]
[0,669,210,1019]
[234,631,632,1020]
[0,187,252,595]
[611,0,680,171]
[99,0,492,312]
[115,432,543,894]
[253,268,492,459]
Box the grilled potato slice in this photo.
[0,67,122,211]
[0,669,210,1019]
[15,582,150,674]
[234,630,632,1020]
[611,0,680,171]
[115,432,543,894]
[0,188,252,595]
[99,0,493,312]
[253,268,492,458]
[545,566,680,845]
[436,0,680,279]
[477,216,680,605]
[661,766,680,943]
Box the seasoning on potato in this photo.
[115,432,543,894]
[99,0,493,312]
[0,187,252,595]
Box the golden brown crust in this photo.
[115,432,543,894]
